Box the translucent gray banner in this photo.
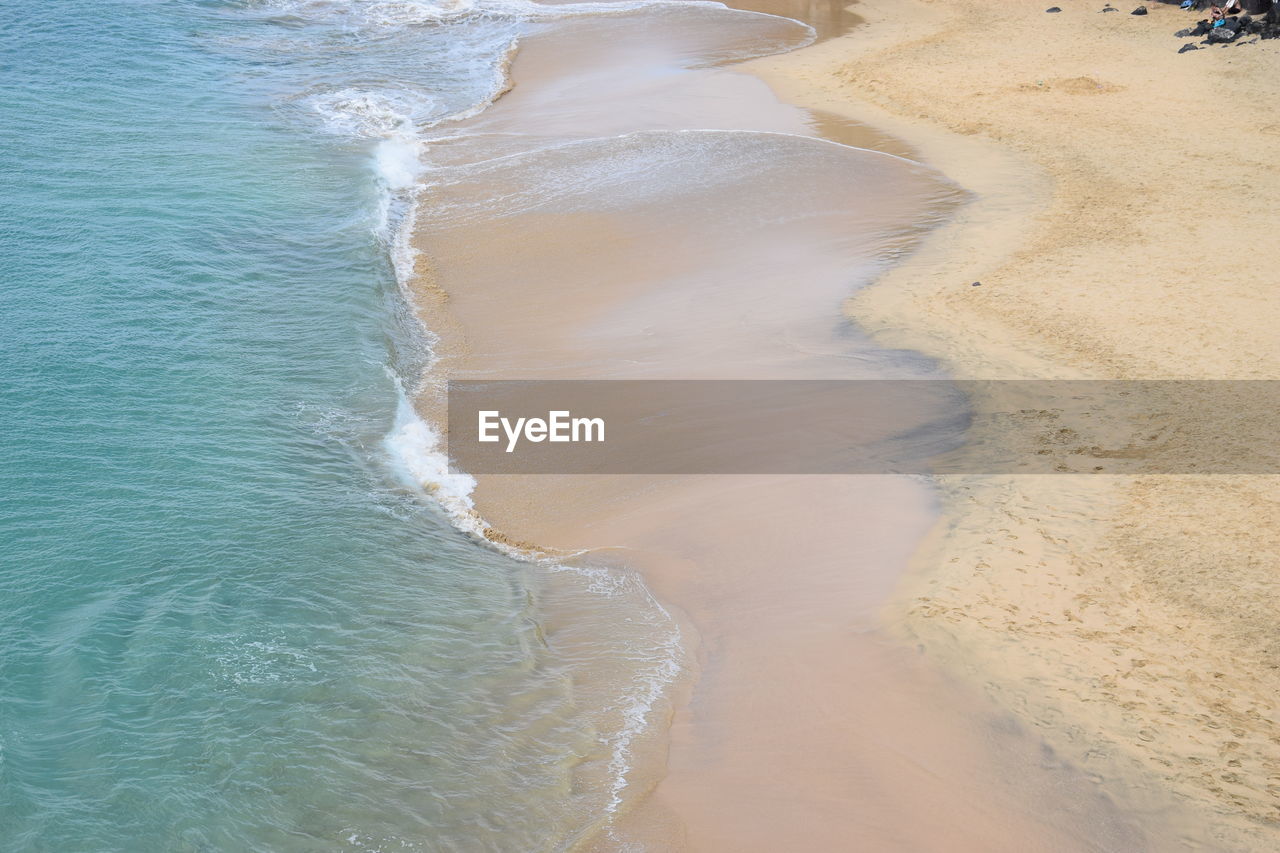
[445,380,1280,474]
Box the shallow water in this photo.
[0,0,690,848]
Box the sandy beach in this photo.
[401,0,1280,849]
[408,2,1160,848]
[747,0,1280,848]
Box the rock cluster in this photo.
[1168,2,1280,47]
[1045,2,1279,47]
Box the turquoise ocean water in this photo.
[0,1,687,848]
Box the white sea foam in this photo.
[304,86,431,310]
[361,0,479,25]
[252,0,483,27]
[306,89,429,139]
[262,0,727,23]
[382,376,687,824]
[601,599,684,817]
[383,386,484,537]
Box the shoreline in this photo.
[746,0,1280,847]
[744,0,1066,379]
[396,0,1226,849]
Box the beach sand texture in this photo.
[402,0,1280,846]
[747,0,1280,847]
[404,1,1211,848]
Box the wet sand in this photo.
[407,1,1220,849]
[744,0,1280,849]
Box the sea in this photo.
[0,0,796,847]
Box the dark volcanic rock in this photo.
[1178,42,1202,51]
[1046,6,1062,11]
[1175,27,1194,36]
[1207,25,1237,41]
[1132,5,1148,13]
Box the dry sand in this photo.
[745,0,1280,847]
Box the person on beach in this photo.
[1211,0,1242,16]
